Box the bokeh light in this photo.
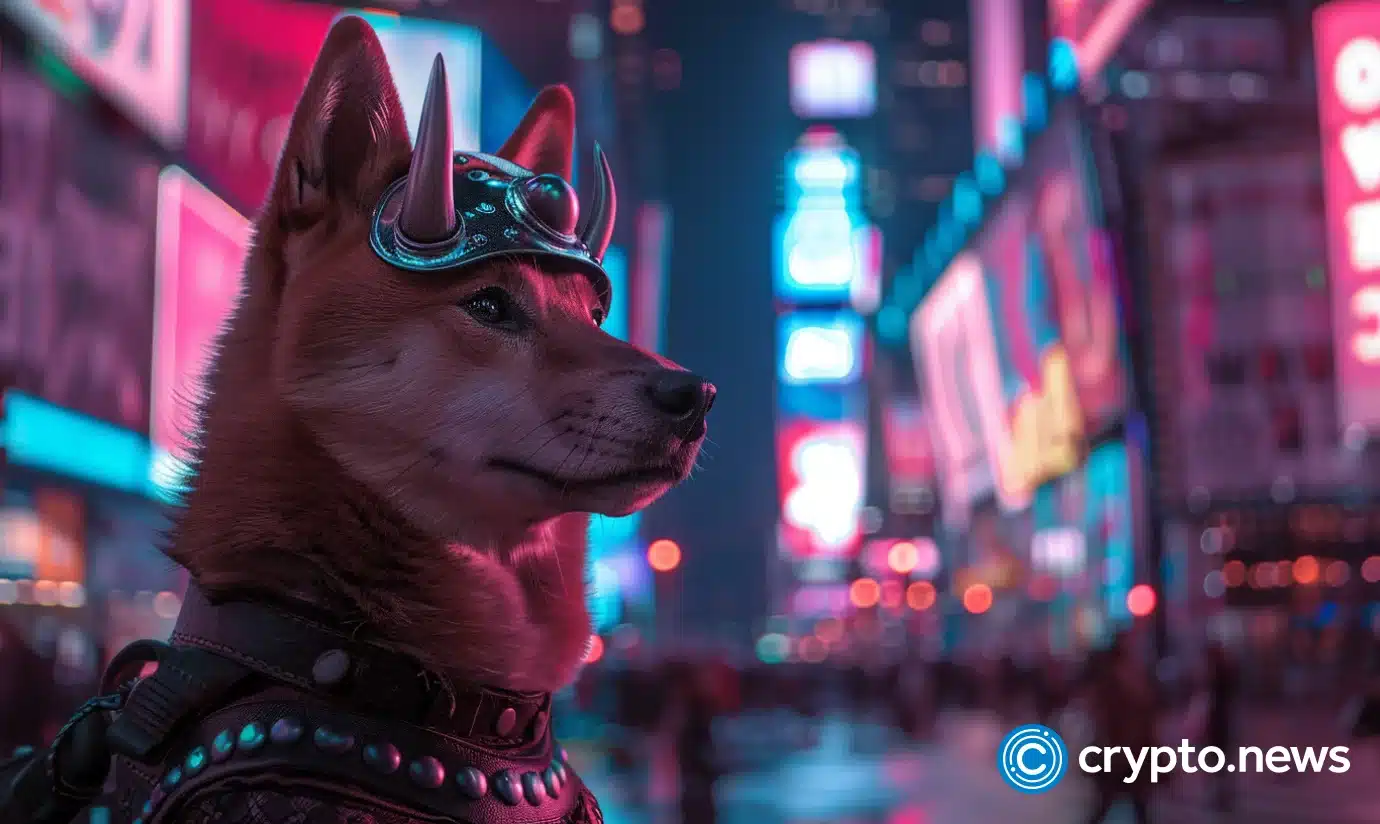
[647,539,682,572]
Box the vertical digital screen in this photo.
[1316,1,1380,434]
[151,167,252,483]
[0,0,190,145]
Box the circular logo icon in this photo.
[997,724,1068,793]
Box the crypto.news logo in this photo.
[997,724,1069,793]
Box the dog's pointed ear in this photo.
[267,16,410,224]
[496,85,576,180]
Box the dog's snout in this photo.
[644,369,715,423]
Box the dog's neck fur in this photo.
[167,290,591,693]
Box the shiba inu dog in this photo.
[0,15,715,824]
[171,16,713,696]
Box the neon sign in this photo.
[911,253,1024,525]
[1316,2,1380,432]
[775,140,880,305]
[2,0,189,145]
[778,420,866,556]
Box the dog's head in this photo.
[246,18,712,548]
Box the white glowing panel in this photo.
[779,311,865,385]
[789,40,877,119]
[778,421,866,555]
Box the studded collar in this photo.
[171,584,552,746]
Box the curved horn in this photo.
[579,142,616,261]
[398,54,456,247]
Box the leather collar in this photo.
[171,584,552,747]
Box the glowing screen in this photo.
[789,39,877,119]
[151,166,251,493]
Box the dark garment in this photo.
[26,585,604,824]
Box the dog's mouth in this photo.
[488,457,683,491]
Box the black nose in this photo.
[644,369,716,421]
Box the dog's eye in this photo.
[591,307,607,327]
[462,288,518,328]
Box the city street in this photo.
[583,712,1380,824]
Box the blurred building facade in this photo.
[0,0,674,716]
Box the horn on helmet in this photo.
[398,54,457,248]
[578,142,616,262]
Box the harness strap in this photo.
[106,646,253,762]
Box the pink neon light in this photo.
[1048,0,1152,85]
[1317,1,1380,432]
[631,202,670,354]
[971,0,1024,159]
[151,167,251,460]
[911,254,1027,525]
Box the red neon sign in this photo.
[1316,2,1380,433]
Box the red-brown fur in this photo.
[165,18,706,693]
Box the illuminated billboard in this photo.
[778,311,866,386]
[1316,1,1380,434]
[775,138,880,305]
[975,107,1129,500]
[186,0,340,213]
[911,252,1015,524]
[151,167,252,487]
[778,419,867,557]
[1,0,189,145]
[0,63,158,435]
[789,40,877,119]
